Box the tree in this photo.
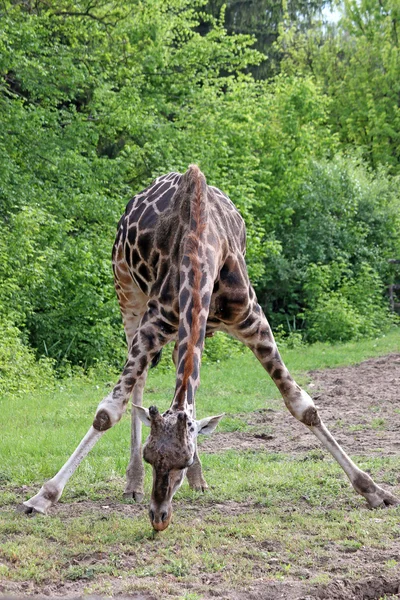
[280,0,400,172]
[0,0,263,366]
[199,0,330,78]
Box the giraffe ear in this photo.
[132,405,151,427]
[196,414,224,435]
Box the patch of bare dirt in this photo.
[8,498,400,599]
[200,575,400,599]
[50,499,147,520]
[4,497,400,599]
[315,575,400,599]
[0,577,161,599]
[5,574,399,600]
[200,353,400,458]
[199,429,271,453]
[0,594,155,600]
[200,580,314,599]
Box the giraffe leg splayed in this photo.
[231,304,399,509]
[22,165,398,524]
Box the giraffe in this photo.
[23,165,399,530]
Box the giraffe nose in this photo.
[149,506,172,531]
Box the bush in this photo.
[1,1,399,380]
[203,332,245,363]
[273,325,304,349]
[258,155,400,337]
[304,293,364,343]
[301,262,396,343]
[0,320,54,396]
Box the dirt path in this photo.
[200,353,400,458]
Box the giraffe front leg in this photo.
[290,390,398,507]
[233,304,399,509]
[22,427,104,514]
[22,307,172,515]
[311,419,399,508]
[124,372,148,502]
[22,385,131,515]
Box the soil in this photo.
[2,354,400,600]
[200,353,400,458]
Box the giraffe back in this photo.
[113,167,246,303]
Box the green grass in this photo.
[0,329,399,597]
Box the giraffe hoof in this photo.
[189,481,208,493]
[365,486,399,509]
[18,502,46,516]
[123,491,145,503]
[19,484,59,515]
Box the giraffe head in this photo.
[133,404,223,531]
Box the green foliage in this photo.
[302,262,397,343]
[0,0,399,388]
[203,332,245,363]
[201,0,330,79]
[274,326,304,350]
[258,156,400,337]
[0,0,263,369]
[0,320,54,395]
[279,0,400,173]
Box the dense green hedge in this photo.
[0,0,399,389]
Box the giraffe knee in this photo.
[286,390,321,427]
[299,406,321,427]
[93,393,125,431]
[93,409,112,431]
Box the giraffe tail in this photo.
[173,165,212,408]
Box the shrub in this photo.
[203,332,245,363]
[258,155,400,337]
[0,320,54,396]
[301,262,396,343]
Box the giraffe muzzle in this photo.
[149,506,172,531]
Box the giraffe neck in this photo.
[168,395,194,418]
[172,166,213,411]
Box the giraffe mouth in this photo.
[150,507,172,531]
[152,518,171,532]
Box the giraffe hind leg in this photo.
[125,346,161,502]
[232,301,399,509]
[114,274,149,501]
[124,371,147,502]
[122,314,162,501]
[186,448,208,491]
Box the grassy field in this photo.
[0,330,400,599]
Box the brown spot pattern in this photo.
[300,406,321,427]
[93,409,112,432]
